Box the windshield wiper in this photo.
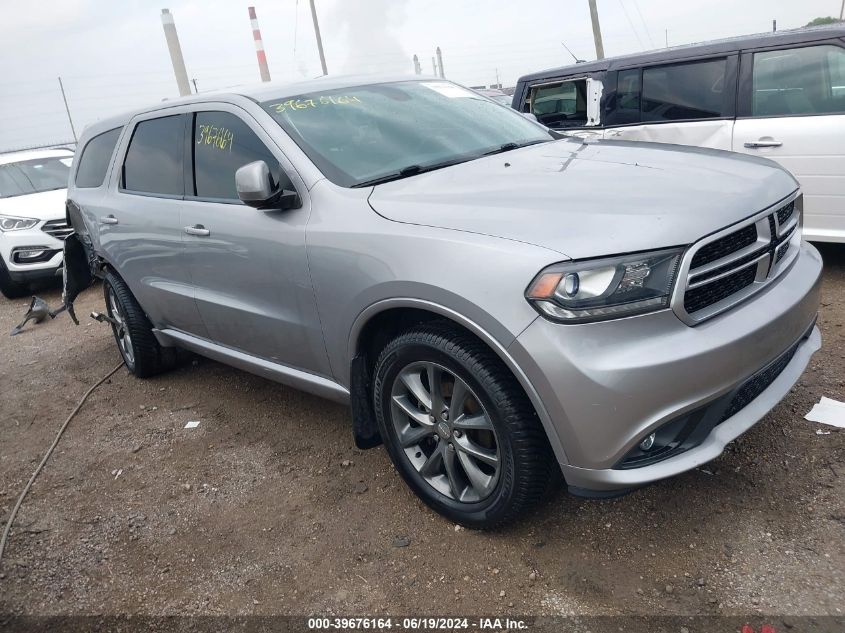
[482,139,548,156]
[352,158,472,188]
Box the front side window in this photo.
[76,128,121,188]
[642,58,727,121]
[192,111,280,200]
[752,44,845,116]
[122,115,184,196]
[261,80,554,188]
[528,80,588,128]
[0,156,72,198]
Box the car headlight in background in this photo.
[0,214,39,231]
[526,248,683,323]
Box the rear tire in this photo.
[0,259,30,299]
[373,321,556,529]
[103,270,175,377]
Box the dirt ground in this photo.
[0,245,843,622]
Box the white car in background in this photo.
[0,148,74,298]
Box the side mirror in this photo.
[235,160,300,210]
[521,112,539,122]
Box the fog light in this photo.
[639,432,656,451]
[17,249,46,260]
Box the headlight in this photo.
[0,214,39,231]
[525,248,683,323]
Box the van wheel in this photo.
[0,259,30,299]
[103,271,175,378]
[373,321,556,529]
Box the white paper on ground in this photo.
[184,420,201,429]
[804,397,845,428]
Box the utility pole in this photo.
[665,29,669,47]
[436,47,445,78]
[495,68,500,88]
[160,9,191,96]
[57,77,77,143]
[192,78,199,94]
[432,56,438,76]
[587,0,605,60]
[772,19,777,32]
[248,6,271,82]
[840,0,844,20]
[309,0,328,75]
[413,54,421,75]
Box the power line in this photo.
[630,0,656,48]
[618,0,645,49]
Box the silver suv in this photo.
[64,76,822,528]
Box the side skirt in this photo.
[153,328,350,404]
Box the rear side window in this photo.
[122,115,184,196]
[527,80,588,128]
[641,58,727,121]
[192,111,280,200]
[752,45,845,116]
[75,128,121,188]
[614,68,642,124]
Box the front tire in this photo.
[0,259,30,299]
[373,322,556,529]
[103,271,175,377]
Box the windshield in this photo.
[0,156,72,198]
[261,80,553,187]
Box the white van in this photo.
[514,25,845,243]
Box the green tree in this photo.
[805,16,843,26]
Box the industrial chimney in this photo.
[248,6,271,82]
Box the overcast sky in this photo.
[0,0,841,151]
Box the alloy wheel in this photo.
[108,287,135,366]
[389,361,500,502]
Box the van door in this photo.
[180,107,331,376]
[733,43,845,243]
[604,56,737,150]
[522,77,604,139]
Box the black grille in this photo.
[776,241,790,263]
[690,224,757,269]
[777,201,795,226]
[41,219,74,241]
[719,340,800,422]
[684,265,755,314]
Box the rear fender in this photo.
[62,199,101,323]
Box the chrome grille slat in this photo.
[41,219,74,241]
[671,193,802,326]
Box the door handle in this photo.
[744,140,783,148]
[99,215,119,225]
[184,224,211,237]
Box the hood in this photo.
[0,188,68,222]
[368,138,798,259]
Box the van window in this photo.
[75,128,121,188]
[122,115,184,196]
[192,111,281,201]
[752,45,845,116]
[641,58,727,121]
[614,68,641,124]
[527,79,588,128]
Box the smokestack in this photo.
[413,54,421,75]
[248,7,271,82]
[436,47,445,78]
[160,9,191,97]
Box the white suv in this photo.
[0,148,74,298]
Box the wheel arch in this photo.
[347,298,569,466]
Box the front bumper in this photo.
[509,241,823,491]
[1,222,65,280]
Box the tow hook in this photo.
[90,311,121,328]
